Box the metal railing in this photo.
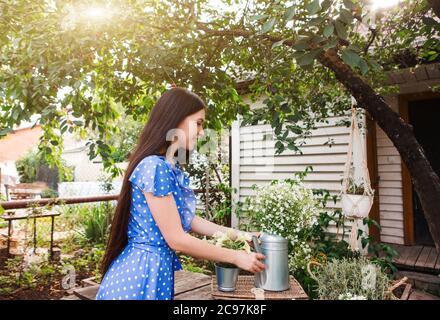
[0,188,220,259]
[0,188,215,210]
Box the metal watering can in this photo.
[252,232,290,291]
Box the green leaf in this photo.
[306,0,321,15]
[296,48,323,66]
[359,58,369,75]
[73,81,82,89]
[368,59,382,71]
[339,9,353,24]
[251,14,269,21]
[0,128,13,137]
[280,103,290,113]
[341,49,361,68]
[288,125,303,134]
[275,141,285,153]
[287,140,300,151]
[334,20,347,39]
[311,35,326,44]
[296,52,316,66]
[422,16,437,27]
[284,6,296,21]
[12,108,20,121]
[272,39,285,49]
[343,0,356,10]
[323,38,338,50]
[323,24,334,37]
[309,17,325,26]
[292,39,310,51]
[261,18,276,34]
[427,52,439,62]
[321,0,333,11]
[348,44,362,52]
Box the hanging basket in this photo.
[341,193,373,219]
[340,103,375,219]
[338,103,376,253]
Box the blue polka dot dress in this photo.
[96,155,196,300]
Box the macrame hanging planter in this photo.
[340,100,375,253]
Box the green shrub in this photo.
[16,149,74,183]
[179,255,211,274]
[66,244,105,281]
[186,152,232,226]
[77,203,114,246]
[40,188,59,198]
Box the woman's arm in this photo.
[191,215,260,241]
[190,215,236,238]
[143,191,265,273]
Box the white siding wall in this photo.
[376,96,405,244]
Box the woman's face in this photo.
[176,108,205,151]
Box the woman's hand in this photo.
[234,251,266,273]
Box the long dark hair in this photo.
[101,87,206,275]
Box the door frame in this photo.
[398,92,440,245]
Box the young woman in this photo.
[96,87,265,300]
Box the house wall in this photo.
[231,95,355,237]
[61,133,124,182]
[0,126,42,162]
[376,95,405,244]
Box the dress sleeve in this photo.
[129,156,175,197]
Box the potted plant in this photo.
[307,257,392,300]
[341,178,373,218]
[208,230,252,292]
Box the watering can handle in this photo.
[252,235,262,254]
[252,235,266,287]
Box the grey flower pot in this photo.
[215,263,239,292]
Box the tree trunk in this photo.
[318,49,440,251]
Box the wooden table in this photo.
[71,270,308,300]
[72,270,213,300]
[0,209,61,259]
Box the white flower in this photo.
[247,179,320,272]
[236,231,252,242]
[208,230,251,253]
[338,293,367,300]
